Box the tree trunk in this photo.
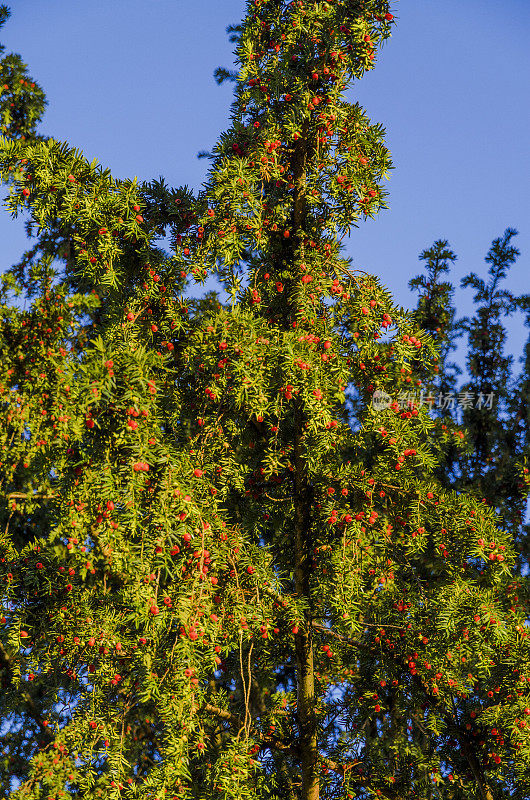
[293,413,319,800]
[288,114,319,800]
[462,742,495,800]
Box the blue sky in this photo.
[1,0,529,369]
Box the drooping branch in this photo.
[199,701,294,754]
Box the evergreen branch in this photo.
[213,67,238,85]
[321,756,400,800]
[199,701,293,753]
[312,623,496,800]
[0,644,55,744]
[3,492,55,500]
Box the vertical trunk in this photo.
[287,119,319,800]
[293,417,319,800]
[294,623,319,800]
[461,742,494,800]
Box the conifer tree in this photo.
[406,241,466,490]
[408,241,461,416]
[1,5,530,800]
[458,230,530,562]
[409,231,530,571]
[406,233,530,793]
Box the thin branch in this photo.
[321,757,400,800]
[199,701,293,753]
[4,492,56,500]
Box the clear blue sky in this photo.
[1,0,529,366]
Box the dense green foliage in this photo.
[0,3,529,800]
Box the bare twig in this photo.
[4,492,55,501]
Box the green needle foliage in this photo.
[409,231,530,572]
[408,240,461,408]
[0,3,529,800]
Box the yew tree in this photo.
[1,3,529,800]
